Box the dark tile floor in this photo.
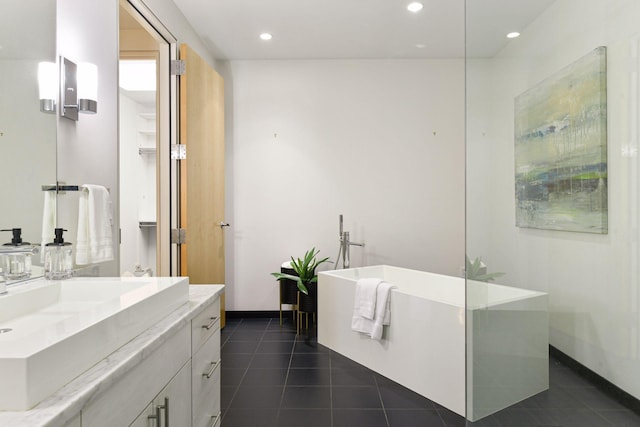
[220,318,640,426]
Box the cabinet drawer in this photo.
[192,368,220,427]
[192,331,221,427]
[197,411,222,427]
[82,325,190,427]
[63,414,81,427]
[192,298,221,354]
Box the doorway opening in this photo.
[118,0,176,276]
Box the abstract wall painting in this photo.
[514,46,607,234]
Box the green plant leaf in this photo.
[271,272,299,282]
[272,248,331,295]
[297,281,309,295]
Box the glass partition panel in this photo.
[466,0,640,424]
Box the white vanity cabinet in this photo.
[80,291,221,427]
[81,323,191,427]
[130,360,192,427]
[62,415,80,427]
[0,285,223,427]
[191,298,222,427]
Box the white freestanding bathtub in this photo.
[317,265,548,421]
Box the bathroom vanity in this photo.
[0,278,223,427]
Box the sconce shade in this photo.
[38,62,57,113]
[78,62,98,114]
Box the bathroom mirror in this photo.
[0,1,57,274]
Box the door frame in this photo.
[121,0,179,276]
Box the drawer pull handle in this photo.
[160,397,170,427]
[147,409,159,426]
[208,411,222,427]
[148,403,162,426]
[202,316,219,330]
[203,359,221,379]
[149,398,169,427]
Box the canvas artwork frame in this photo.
[514,46,608,234]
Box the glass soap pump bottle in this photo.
[0,228,34,280]
[44,228,73,280]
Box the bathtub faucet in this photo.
[335,215,364,269]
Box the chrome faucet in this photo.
[335,215,364,269]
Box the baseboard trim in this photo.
[226,310,284,319]
[550,346,640,414]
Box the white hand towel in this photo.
[351,281,395,341]
[41,190,57,262]
[76,185,114,265]
[354,278,382,319]
[370,282,395,340]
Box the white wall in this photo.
[54,0,466,312]
[54,0,215,277]
[467,0,640,398]
[56,0,120,275]
[227,59,465,311]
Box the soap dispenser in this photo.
[0,228,34,280]
[44,228,74,280]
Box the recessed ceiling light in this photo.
[260,33,273,41]
[407,2,423,13]
[507,32,521,39]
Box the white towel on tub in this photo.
[76,184,114,265]
[354,278,383,319]
[351,281,395,340]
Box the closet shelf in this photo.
[138,147,156,155]
[138,130,156,136]
[138,113,156,120]
[139,221,157,228]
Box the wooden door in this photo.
[179,44,226,327]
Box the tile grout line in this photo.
[373,374,391,427]
[329,350,334,427]
[278,318,296,423]
[435,408,449,427]
[221,318,266,423]
[220,320,251,422]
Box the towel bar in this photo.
[41,184,79,192]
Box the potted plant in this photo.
[465,255,504,282]
[271,247,330,314]
[279,261,299,305]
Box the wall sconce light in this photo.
[38,62,58,113]
[61,57,98,121]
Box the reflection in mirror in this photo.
[118,58,158,277]
[0,1,57,282]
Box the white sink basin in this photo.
[0,277,189,411]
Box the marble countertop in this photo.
[0,284,224,427]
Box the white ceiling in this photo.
[172,0,557,60]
